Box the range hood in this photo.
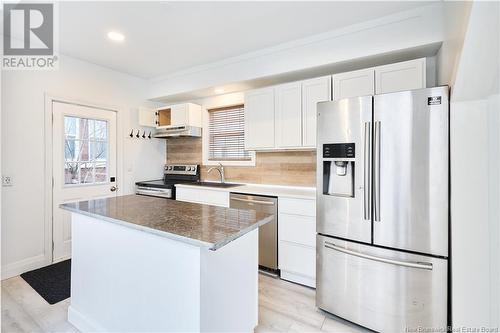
[154,125,202,138]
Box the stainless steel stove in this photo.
[135,164,200,199]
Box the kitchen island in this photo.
[60,194,273,333]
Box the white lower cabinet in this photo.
[176,187,317,287]
[279,242,316,287]
[278,197,316,288]
[176,187,229,207]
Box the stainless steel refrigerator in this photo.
[316,86,449,332]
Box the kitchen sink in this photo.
[185,182,242,188]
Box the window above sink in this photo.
[202,103,256,167]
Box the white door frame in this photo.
[44,93,124,264]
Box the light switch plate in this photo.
[2,175,13,186]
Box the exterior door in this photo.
[52,101,118,262]
[316,96,372,244]
[372,87,449,257]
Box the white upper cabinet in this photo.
[138,107,157,127]
[275,82,302,148]
[170,104,189,126]
[244,87,275,150]
[245,77,332,151]
[375,58,426,94]
[243,58,428,151]
[302,76,331,147]
[333,68,375,100]
[156,103,201,129]
[333,58,427,100]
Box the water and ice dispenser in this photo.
[322,143,355,197]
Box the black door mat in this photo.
[20,259,71,305]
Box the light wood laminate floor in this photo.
[2,273,369,333]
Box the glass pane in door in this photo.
[63,116,108,185]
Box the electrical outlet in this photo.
[2,175,13,186]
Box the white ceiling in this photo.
[59,1,434,80]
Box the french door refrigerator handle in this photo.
[374,121,381,222]
[324,242,433,270]
[363,122,372,220]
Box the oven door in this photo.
[136,186,172,199]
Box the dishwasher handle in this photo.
[231,197,275,206]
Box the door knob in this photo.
[110,186,118,192]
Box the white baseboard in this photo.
[1,254,50,280]
[53,254,71,264]
[68,306,106,333]
[280,270,316,288]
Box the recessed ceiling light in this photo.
[214,88,225,94]
[107,31,125,42]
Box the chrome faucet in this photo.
[207,163,225,183]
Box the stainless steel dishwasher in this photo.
[230,193,278,272]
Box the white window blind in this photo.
[208,104,251,161]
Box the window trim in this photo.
[202,103,255,167]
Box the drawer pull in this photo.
[324,242,433,270]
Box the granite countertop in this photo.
[176,183,316,200]
[60,195,273,250]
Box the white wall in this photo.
[149,3,445,100]
[451,99,497,327]
[487,94,500,327]
[0,59,3,279]
[436,2,472,86]
[450,1,500,329]
[1,55,165,279]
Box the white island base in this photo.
[68,213,258,332]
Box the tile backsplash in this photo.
[166,138,316,187]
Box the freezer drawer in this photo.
[316,235,447,332]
